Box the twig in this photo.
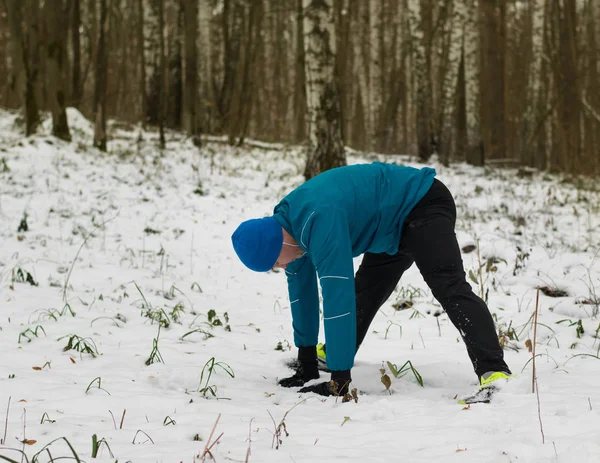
[200,413,222,462]
[109,410,117,430]
[63,212,119,302]
[535,377,545,444]
[1,396,10,445]
[120,409,126,429]
[532,288,540,393]
[245,418,254,463]
[267,399,307,449]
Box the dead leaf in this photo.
[525,339,533,353]
[69,357,76,364]
[456,448,467,453]
[462,404,470,411]
[264,392,275,397]
[18,399,27,403]
[381,373,391,391]
[453,394,458,400]
[32,366,42,371]
[22,439,37,445]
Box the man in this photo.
[232,162,511,397]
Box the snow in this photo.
[1,108,600,462]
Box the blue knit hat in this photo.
[231,217,283,272]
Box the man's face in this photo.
[273,244,304,270]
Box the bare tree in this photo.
[302,0,346,179]
[407,0,433,161]
[144,0,161,126]
[70,0,83,107]
[440,0,466,165]
[44,0,71,141]
[6,0,41,136]
[463,0,482,165]
[94,0,109,151]
[182,0,199,138]
[368,0,383,151]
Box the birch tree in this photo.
[302,0,346,179]
[407,0,433,161]
[440,0,466,164]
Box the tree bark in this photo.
[182,0,199,137]
[94,0,108,151]
[464,0,482,165]
[70,0,82,107]
[302,0,346,179]
[368,0,383,151]
[45,0,72,141]
[7,0,41,136]
[407,0,433,162]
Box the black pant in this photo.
[354,179,510,378]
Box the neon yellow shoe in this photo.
[316,343,329,371]
[479,371,511,389]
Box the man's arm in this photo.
[298,209,356,396]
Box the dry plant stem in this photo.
[535,377,545,443]
[109,410,117,430]
[1,396,10,445]
[62,213,119,302]
[201,413,222,461]
[120,409,126,429]
[245,418,254,463]
[532,288,540,393]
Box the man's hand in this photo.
[298,370,352,397]
[278,362,319,387]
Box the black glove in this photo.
[278,346,319,387]
[298,370,352,397]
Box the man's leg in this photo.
[354,251,414,349]
[403,181,510,378]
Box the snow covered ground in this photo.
[0,108,599,462]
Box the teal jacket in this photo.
[273,162,436,372]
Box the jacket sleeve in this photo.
[307,210,356,372]
[285,256,320,348]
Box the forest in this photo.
[1,0,599,177]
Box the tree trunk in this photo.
[158,0,166,147]
[555,0,580,174]
[479,0,506,162]
[464,0,482,165]
[45,0,72,141]
[198,0,214,134]
[167,1,183,129]
[182,0,198,137]
[70,0,82,107]
[440,0,466,164]
[219,0,244,135]
[407,0,433,162]
[368,0,383,151]
[525,0,546,168]
[94,0,108,151]
[293,0,307,143]
[7,0,41,136]
[302,0,346,179]
[144,0,161,125]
